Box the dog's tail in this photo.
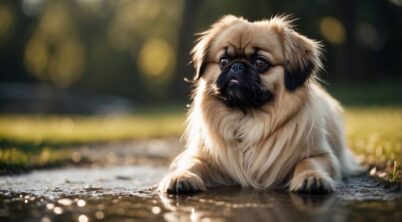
[341,148,366,177]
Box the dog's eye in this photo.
[219,58,230,68]
[254,58,268,69]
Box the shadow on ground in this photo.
[0,139,401,222]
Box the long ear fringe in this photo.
[271,15,323,90]
[189,15,242,81]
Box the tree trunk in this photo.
[170,0,203,102]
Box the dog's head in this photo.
[191,15,322,109]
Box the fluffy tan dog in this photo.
[158,15,362,194]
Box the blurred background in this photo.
[0,0,401,177]
[0,0,401,114]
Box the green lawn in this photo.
[0,107,400,181]
[0,112,185,143]
[344,107,401,182]
[0,110,185,172]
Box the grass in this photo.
[0,147,72,173]
[0,106,400,181]
[0,110,185,173]
[345,107,401,165]
[0,112,185,144]
[344,107,401,182]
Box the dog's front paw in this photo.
[289,171,335,193]
[158,171,206,194]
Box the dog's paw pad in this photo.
[290,171,335,193]
[158,171,206,194]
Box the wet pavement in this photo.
[0,140,401,222]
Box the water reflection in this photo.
[1,170,400,222]
[159,188,336,222]
[1,188,401,222]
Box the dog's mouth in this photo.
[229,79,240,84]
[214,72,273,109]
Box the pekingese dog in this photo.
[158,15,363,194]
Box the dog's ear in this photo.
[191,15,241,81]
[274,17,322,90]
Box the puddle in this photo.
[0,165,401,222]
[0,166,166,197]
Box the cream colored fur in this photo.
[158,15,362,193]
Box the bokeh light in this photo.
[355,23,383,50]
[389,0,402,6]
[320,16,346,45]
[23,1,85,87]
[137,38,175,82]
[0,4,13,40]
[22,0,46,16]
[24,37,49,80]
[107,0,163,50]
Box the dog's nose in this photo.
[230,63,245,74]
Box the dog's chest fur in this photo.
[194,85,315,189]
[225,112,266,146]
[209,109,304,189]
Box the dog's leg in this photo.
[158,156,207,194]
[289,154,339,193]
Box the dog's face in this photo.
[214,44,274,108]
[191,15,322,109]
